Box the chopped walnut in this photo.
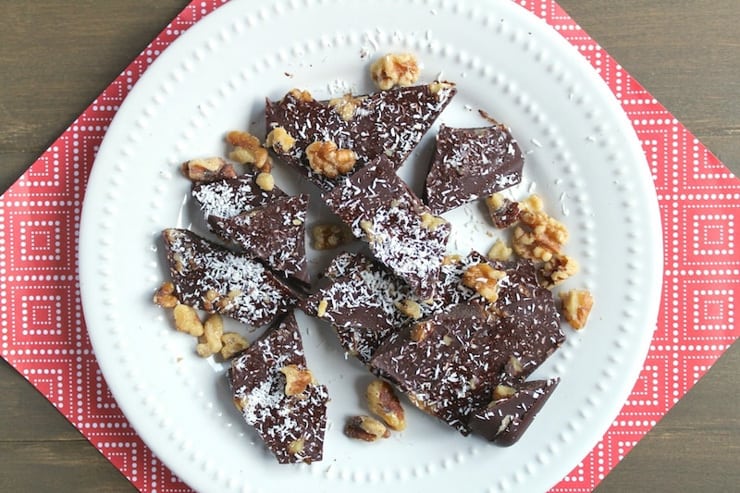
[288,88,314,102]
[311,223,353,250]
[316,298,329,318]
[428,81,455,97]
[367,380,406,431]
[442,254,462,266]
[344,415,390,442]
[420,212,448,231]
[280,365,316,396]
[359,219,378,243]
[409,320,433,342]
[265,126,296,153]
[559,289,594,330]
[196,314,224,357]
[395,299,423,320]
[370,53,420,90]
[153,281,178,308]
[226,130,271,172]
[287,437,306,455]
[220,332,249,359]
[492,384,516,401]
[181,157,237,183]
[462,263,507,304]
[328,93,364,121]
[255,171,274,192]
[540,253,579,288]
[511,195,569,262]
[487,238,513,261]
[172,304,204,337]
[305,140,357,178]
[485,193,521,228]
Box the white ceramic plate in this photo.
[79,1,663,492]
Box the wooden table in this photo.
[1,1,738,491]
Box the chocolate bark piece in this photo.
[265,83,457,191]
[228,313,329,464]
[468,378,560,446]
[424,124,524,215]
[192,172,287,227]
[208,194,310,284]
[486,195,521,229]
[323,156,451,299]
[161,228,297,327]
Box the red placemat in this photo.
[1,1,738,491]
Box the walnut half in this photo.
[559,289,594,330]
[370,53,420,90]
[305,140,357,178]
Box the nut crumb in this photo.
[255,171,275,192]
[181,157,237,183]
[420,212,448,231]
[287,436,306,455]
[344,415,390,442]
[428,80,455,97]
[409,321,432,342]
[305,140,357,178]
[316,299,329,318]
[265,126,296,153]
[559,289,594,329]
[492,384,516,401]
[462,263,507,304]
[220,332,249,359]
[172,304,204,337]
[485,193,521,228]
[311,223,353,250]
[288,88,314,102]
[328,94,364,121]
[487,238,513,261]
[395,299,423,320]
[442,254,462,266]
[367,380,406,431]
[280,365,316,396]
[153,281,178,308]
[370,53,420,90]
[541,253,579,288]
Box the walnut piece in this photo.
[370,53,420,90]
[462,263,507,304]
[409,320,432,342]
[316,298,329,318]
[255,171,274,192]
[226,130,272,172]
[265,126,296,153]
[288,88,314,102]
[420,212,448,231]
[344,415,390,442]
[492,384,516,401]
[367,380,406,431]
[328,94,364,121]
[305,140,357,178]
[395,299,423,320]
[153,281,178,308]
[220,332,249,359]
[181,157,237,183]
[511,194,569,262]
[487,238,513,261]
[196,314,224,357]
[280,365,316,396]
[311,223,353,250]
[172,304,204,337]
[541,253,580,288]
[559,289,594,330]
[287,437,306,455]
[428,81,455,97]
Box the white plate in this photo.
[79,1,663,492]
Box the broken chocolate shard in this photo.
[208,194,310,284]
[468,378,560,446]
[323,155,451,299]
[228,312,329,464]
[265,83,457,191]
[161,228,297,327]
[424,124,524,215]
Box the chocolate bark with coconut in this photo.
[265,82,456,191]
[228,312,329,463]
[323,155,451,299]
[208,194,310,285]
[161,228,297,327]
[424,123,524,215]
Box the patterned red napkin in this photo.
[1,1,738,491]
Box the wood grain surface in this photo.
[1,1,738,491]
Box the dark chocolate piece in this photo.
[265,83,457,191]
[228,312,329,464]
[192,172,287,228]
[208,194,310,284]
[323,156,451,299]
[161,228,297,327]
[468,378,560,445]
[424,124,524,215]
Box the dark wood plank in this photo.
[0,1,738,492]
